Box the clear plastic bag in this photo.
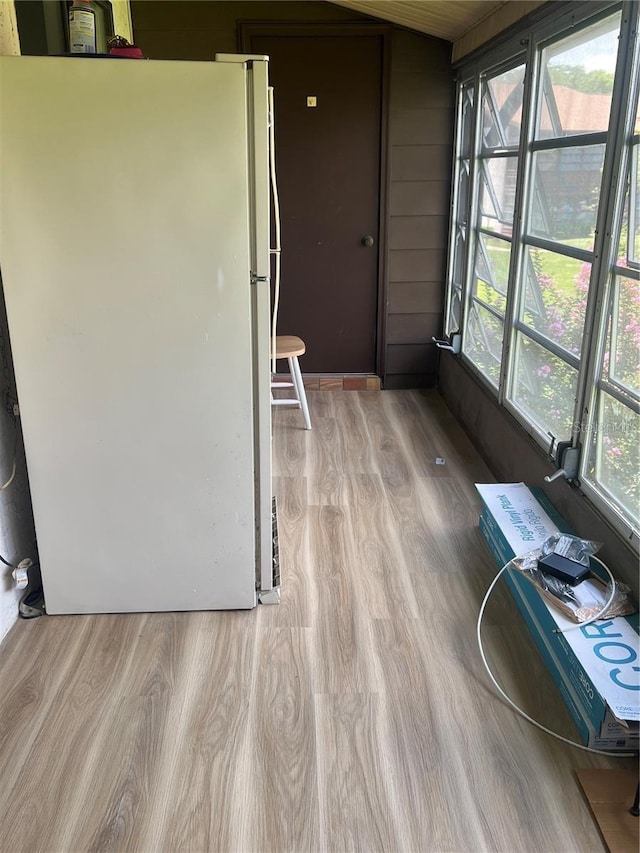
[512,533,636,622]
[540,532,602,567]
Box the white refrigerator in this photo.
[0,54,278,613]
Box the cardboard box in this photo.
[477,483,639,752]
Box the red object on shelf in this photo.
[109,46,143,59]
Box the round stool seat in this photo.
[270,334,311,430]
[274,335,306,359]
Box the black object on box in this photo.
[538,552,591,585]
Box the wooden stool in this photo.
[271,335,312,430]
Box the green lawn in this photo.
[474,234,594,307]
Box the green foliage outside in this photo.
[548,64,614,95]
[469,242,639,521]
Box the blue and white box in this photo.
[476,482,639,752]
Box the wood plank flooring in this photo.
[0,389,631,853]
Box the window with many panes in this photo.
[464,63,525,385]
[445,1,640,541]
[445,82,474,337]
[582,82,640,530]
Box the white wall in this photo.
[0,0,20,56]
[0,281,39,642]
[111,0,134,43]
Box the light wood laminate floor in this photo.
[0,390,630,852]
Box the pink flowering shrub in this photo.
[521,250,639,514]
[469,243,638,516]
[593,274,640,514]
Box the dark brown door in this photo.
[251,34,383,374]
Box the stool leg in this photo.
[289,355,312,430]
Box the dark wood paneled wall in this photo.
[439,353,639,596]
[130,1,363,56]
[131,1,455,389]
[385,29,454,390]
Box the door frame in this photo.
[239,21,391,378]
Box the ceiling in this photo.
[329,0,507,43]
